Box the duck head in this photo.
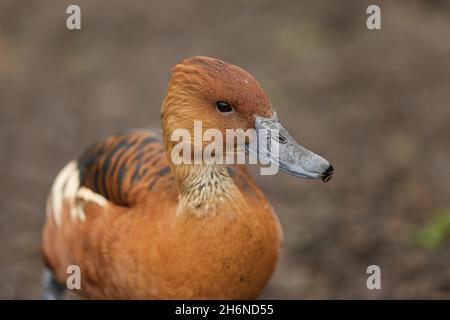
[161,56,333,182]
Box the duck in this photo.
[41,56,334,300]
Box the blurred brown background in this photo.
[1,0,450,299]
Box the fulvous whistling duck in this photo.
[41,56,333,299]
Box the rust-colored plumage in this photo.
[42,56,284,299]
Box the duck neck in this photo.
[161,125,242,215]
[172,163,240,213]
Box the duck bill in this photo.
[248,113,334,182]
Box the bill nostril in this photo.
[321,164,334,182]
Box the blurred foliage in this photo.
[412,208,450,250]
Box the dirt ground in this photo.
[1,0,450,299]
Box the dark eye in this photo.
[216,101,234,113]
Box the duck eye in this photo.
[216,101,234,113]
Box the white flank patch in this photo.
[47,161,107,226]
[75,186,108,221]
[48,161,78,225]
